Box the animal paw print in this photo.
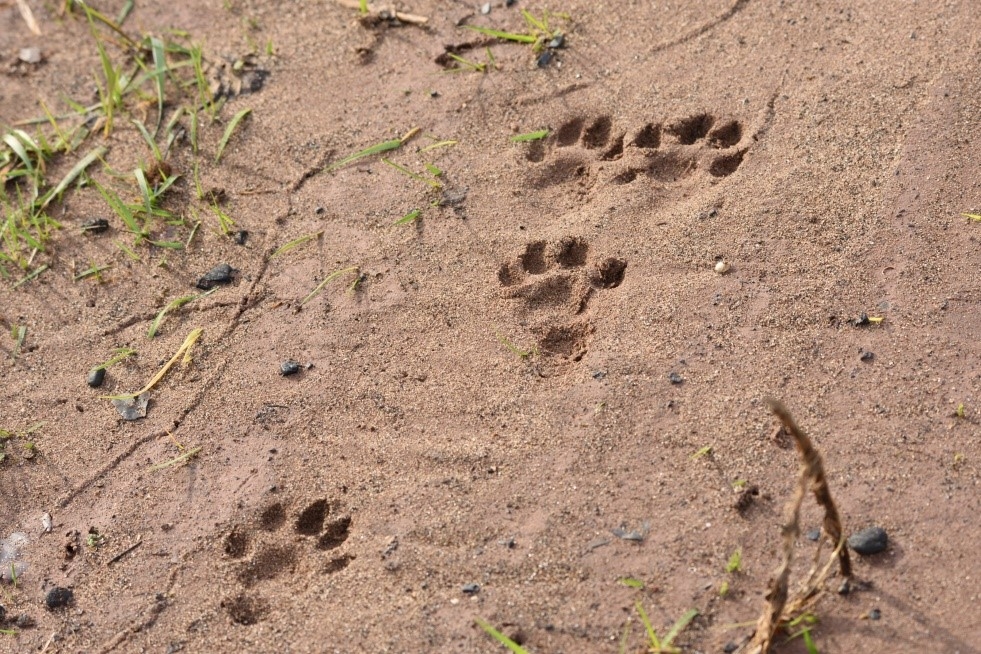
[610,112,747,185]
[219,498,354,625]
[498,237,626,364]
[521,112,748,193]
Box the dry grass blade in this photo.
[102,328,202,400]
[150,445,202,471]
[16,0,41,35]
[38,145,107,211]
[743,399,852,654]
[299,266,359,306]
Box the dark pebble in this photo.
[45,587,74,611]
[461,583,480,595]
[853,313,871,327]
[805,528,821,542]
[86,367,106,388]
[848,526,888,555]
[548,33,565,49]
[14,614,35,628]
[234,230,249,245]
[80,218,109,234]
[315,206,326,215]
[506,0,516,5]
[869,608,881,621]
[280,360,301,376]
[196,263,235,290]
[860,350,875,362]
[0,603,5,622]
[536,50,553,68]
[592,370,606,380]
[668,372,684,384]
[723,643,739,654]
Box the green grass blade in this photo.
[37,145,107,210]
[325,138,403,172]
[150,445,202,471]
[148,292,210,338]
[382,158,441,188]
[802,629,820,654]
[214,108,252,163]
[2,132,36,177]
[634,601,660,648]
[511,129,549,143]
[133,120,162,161]
[662,609,699,647]
[464,25,537,43]
[270,231,323,259]
[149,36,167,134]
[474,619,530,654]
[135,168,154,221]
[393,208,420,226]
[300,266,359,306]
[419,139,457,153]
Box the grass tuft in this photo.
[215,108,252,163]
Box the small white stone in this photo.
[714,260,731,274]
[41,512,52,533]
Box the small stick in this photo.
[334,0,428,25]
[107,536,142,566]
[16,0,41,35]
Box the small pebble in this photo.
[592,370,606,380]
[536,50,553,68]
[869,608,881,620]
[668,372,684,385]
[45,587,74,611]
[280,361,301,376]
[15,613,35,628]
[805,528,821,542]
[853,313,871,327]
[860,350,874,362]
[234,230,249,246]
[462,582,480,595]
[848,526,888,555]
[714,259,731,274]
[41,513,52,533]
[0,604,5,622]
[480,3,491,14]
[723,643,739,653]
[548,33,565,49]
[315,206,326,215]
[86,368,106,388]
[18,47,42,64]
[196,263,235,290]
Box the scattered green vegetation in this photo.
[103,328,203,400]
[148,291,214,338]
[325,128,419,173]
[633,603,698,654]
[299,266,360,307]
[73,262,112,282]
[92,347,137,372]
[270,231,323,259]
[393,209,421,226]
[725,547,743,574]
[150,445,202,471]
[382,157,442,189]
[475,619,530,654]
[785,612,820,652]
[465,9,568,52]
[618,576,645,590]
[86,528,106,549]
[214,108,253,163]
[495,331,537,359]
[510,129,549,143]
[9,324,26,358]
[690,445,712,460]
[955,403,965,418]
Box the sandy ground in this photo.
[1,0,980,652]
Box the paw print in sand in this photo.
[219,498,353,625]
[522,112,748,194]
[498,236,626,365]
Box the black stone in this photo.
[548,33,565,49]
[45,587,74,611]
[723,643,739,653]
[196,264,235,290]
[869,608,881,621]
[860,350,874,362]
[805,528,821,542]
[668,372,684,385]
[536,50,553,68]
[80,218,109,234]
[848,526,888,555]
[853,313,871,327]
[14,614,34,628]
[0,603,5,623]
[280,361,301,376]
[86,367,106,388]
[462,583,480,595]
[234,230,249,245]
